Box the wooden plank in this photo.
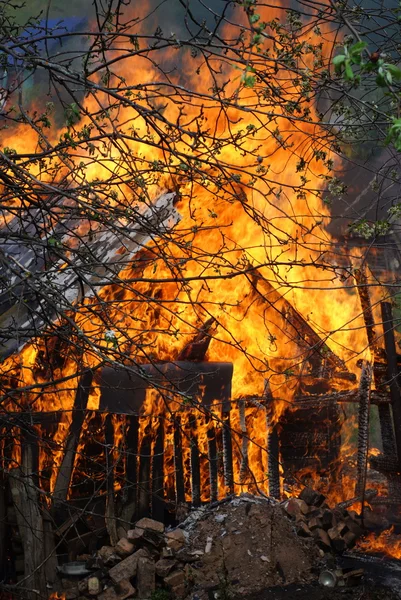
[9,430,47,599]
[137,424,152,519]
[189,414,201,507]
[356,361,372,501]
[105,414,118,547]
[207,418,218,503]
[120,415,139,530]
[53,371,93,509]
[173,417,185,504]
[381,301,401,470]
[151,418,165,522]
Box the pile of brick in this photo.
[56,494,321,600]
[282,487,365,554]
[69,518,188,600]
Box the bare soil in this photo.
[179,495,319,596]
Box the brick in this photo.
[115,538,135,557]
[166,528,186,551]
[135,517,164,534]
[98,545,120,565]
[283,498,309,518]
[171,584,187,599]
[137,557,156,599]
[299,487,326,507]
[99,580,136,600]
[109,548,148,584]
[164,570,185,588]
[296,521,311,537]
[88,577,102,596]
[155,558,177,578]
[313,528,331,552]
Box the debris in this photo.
[136,557,156,599]
[114,538,135,557]
[165,528,186,551]
[88,577,102,596]
[108,548,148,583]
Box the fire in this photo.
[357,527,401,559]
[0,0,379,505]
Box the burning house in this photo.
[1,0,401,598]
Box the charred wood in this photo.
[265,381,280,500]
[356,362,372,499]
[207,418,218,503]
[9,428,47,599]
[137,425,152,520]
[381,301,401,470]
[249,269,347,374]
[189,414,201,507]
[105,413,118,547]
[222,411,234,495]
[152,418,165,522]
[336,488,378,511]
[177,317,217,361]
[53,370,93,510]
[173,417,185,505]
[120,415,139,531]
[239,399,248,485]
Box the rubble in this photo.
[52,491,372,600]
[281,486,366,555]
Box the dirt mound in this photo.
[178,494,319,596]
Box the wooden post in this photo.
[120,415,139,530]
[137,423,152,519]
[265,382,280,500]
[239,399,248,485]
[173,416,185,505]
[105,414,118,547]
[10,425,47,599]
[354,273,397,459]
[381,302,401,471]
[207,418,218,503]
[53,370,93,509]
[222,411,234,495]
[189,414,201,507]
[356,361,372,501]
[151,418,165,522]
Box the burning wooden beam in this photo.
[249,268,348,375]
[120,415,139,530]
[239,399,248,485]
[53,370,93,511]
[177,317,217,361]
[207,417,218,503]
[173,416,185,505]
[105,413,118,547]
[137,423,152,519]
[354,270,397,461]
[259,381,281,500]
[189,414,201,507]
[356,361,372,498]
[381,301,401,471]
[222,411,234,495]
[152,418,165,522]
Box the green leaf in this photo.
[344,60,354,81]
[243,74,256,88]
[333,54,346,66]
[386,64,401,80]
[349,41,367,55]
